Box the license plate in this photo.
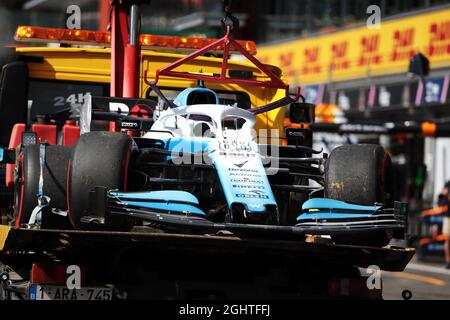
[29,284,113,300]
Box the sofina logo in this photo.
[366,5,381,30]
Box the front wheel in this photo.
[68,132,133,230]
[325,144,394,247]
[325,144,393,206]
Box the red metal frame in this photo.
[123,44,140,98]
[110,1,128,98]
[109,0,141,135]
[98,0,110,31]
[145,26,290,94]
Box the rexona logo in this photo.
[233,160,249,168]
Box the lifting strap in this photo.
[27,143,50,227]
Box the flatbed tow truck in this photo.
[0,227,414,300]
[0,0,415,300]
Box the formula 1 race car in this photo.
[9,84,406,247]
[6,26,407,248]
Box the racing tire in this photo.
[325,144,393,206]
[14,145,72,229]
[325,144,393,247]
[68,132,133,230]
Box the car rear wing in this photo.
[80,95,157,134]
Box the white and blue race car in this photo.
[4,21,407,248]
[14,85,400,248]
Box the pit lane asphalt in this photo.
[382,257,450,300]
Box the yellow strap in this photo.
[0,225,11,251]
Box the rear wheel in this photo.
[325,144,394,247]
[14,145,72,229]
[68,132,133,230]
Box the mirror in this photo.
[289,102,315,124]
